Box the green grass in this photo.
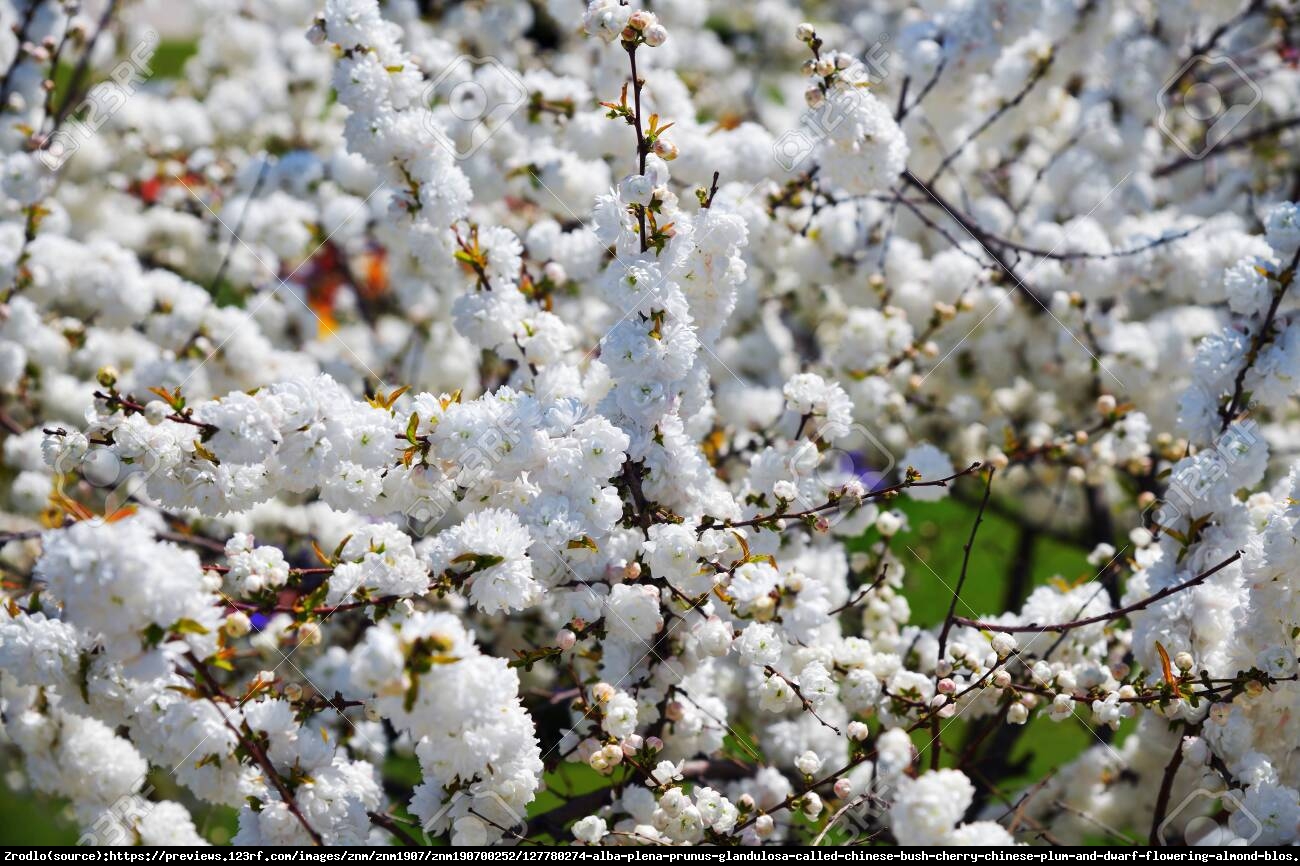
[0,767,79,844]
[872,495,1094,626]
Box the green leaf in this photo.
[172,618,210,636]
[142,623,166,648]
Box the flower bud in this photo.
[557,629,577,651]
[1181,736,1209,765]
[795,22,815,42]
[643,24,668,47]
[987,631,1019,657]
[282,682,303,702]
[144,400,169,425]
[543,261,567,286]
[1007,702,1029,724]
[223,611,252,638]
[653,138,678,160]
[794,750,822,776]
[875,511,902,537]
[833,778,853,799]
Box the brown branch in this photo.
[709,461,984,532]
[94,390,217,433]
[938,466,994,658]
[48,0,120,135]
[625,43,649,253]
[701,171,720,209]
[978,224,1201,262]
[368,811,422,847]
[896,56,947,122]
[1218,247,1300,432]
[828,562,891,616]
[185,653,324,845]
[1149,724,1192,846]
[1155,115,1300,178]
[764,665,841,735]
[952,551,1242,634]
[925,51,1055,186]
[902,171,1047,310]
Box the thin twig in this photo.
[952,551,1242,633]
[938,466,994,657]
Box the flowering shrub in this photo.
[1,0,1300,848]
